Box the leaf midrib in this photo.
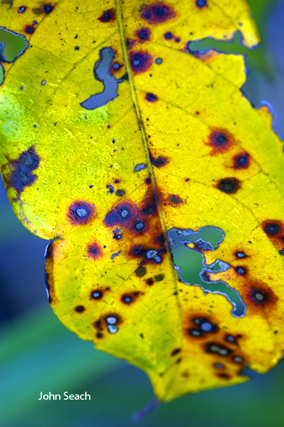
[115,0,184,393]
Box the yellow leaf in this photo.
[1,0,284,402]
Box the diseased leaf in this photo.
[1,0,284,402]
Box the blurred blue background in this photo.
[1,1,284,426]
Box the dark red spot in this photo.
[146,278,154,285]
[98,8,116,22]
[164,31,173,40]
[67,201,95,225]
[171,348,181,356]
[262,220,283,237]
[6,146,40,195]
[150,152,169,167]
[196,0,208,8]
[233,152,250,169]
[96,332,103,339]
[145,177,152,185]
[129,51,153,74]
[136,27,151,41]
[75,305,85,313]
[24,25,35,34]
[175,37,181,43]
[140,2,177,24]
[217,178,240,194]
[90,289,103,300]
[126,38,137,50]
[114,179,120,184]
[44,4,54,13]
[145,92,158,102]
[207,130,234,155]
[87,242,102,259]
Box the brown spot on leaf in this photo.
[246,283,278,308]
[216,372,231,380]
[171,348,181,356]
[121,291,141,304]
[90,289,104,300]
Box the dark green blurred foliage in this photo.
[1,1,284,426]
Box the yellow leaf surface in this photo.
[1,0,284,402]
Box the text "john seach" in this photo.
[38,391,91,400]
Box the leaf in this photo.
[0,0,284,403]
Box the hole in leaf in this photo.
[168,226,246,317]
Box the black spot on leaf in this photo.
[217,178,240,194]
[98,8,116,22]
[75,305,85,313]
[24,25,35,34]
[196,0,208,8]
[44,4,54,13]
[136,27,151,41]
[145,92,158,102]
